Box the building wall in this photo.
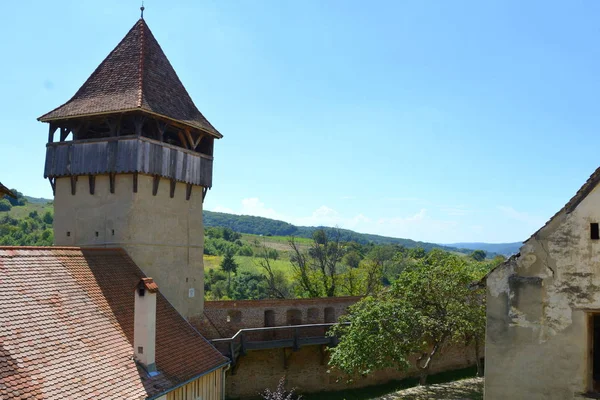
[485,184,600,399]
[164,368,225,400]
[53,174,205,320]
[226,342,480,399]
[199,297,361,339]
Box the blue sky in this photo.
[2,0,600,244]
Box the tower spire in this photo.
[140,2,145,19]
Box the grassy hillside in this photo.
[204,210,500,255]
[0,191,54,246]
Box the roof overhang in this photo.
[38,109,223,139]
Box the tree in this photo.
[470,250,486,262]
[220,250,238,294]
[289,229,344,297]
[328,250,486,385]
[0,199,11,212]
[255,244,290,299]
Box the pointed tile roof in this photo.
[0,247,228,399]
[39,19,222,138]
[0,181,15,199]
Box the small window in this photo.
[592,223,599,240]
[307,308,320,323]
[324,307,336,323]
[66,231,71,237]
[95,231,99,237]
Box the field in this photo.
[4,201,52,219]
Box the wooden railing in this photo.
[210,323,349,370]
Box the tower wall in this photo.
[54,174,205,320]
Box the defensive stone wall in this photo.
[226,342,481,399]
[200,297,361,339]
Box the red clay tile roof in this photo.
[0,247,228,399]
[139,277,159,294]
[0,182,15,199]
[38,19,222,139]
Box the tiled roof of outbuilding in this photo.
[38,19,222,138]
[0,182,15,198]
[0,247,228,399]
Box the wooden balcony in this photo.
[44,135,213,187]
[210,323,348,372]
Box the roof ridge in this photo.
[137,19,145,108]
[38,21,144,122]
[0,246,126,251]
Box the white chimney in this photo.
[134,277,158,374]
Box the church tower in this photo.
[38,16,221,322]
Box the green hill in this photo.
[204,210,496,256]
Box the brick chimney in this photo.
[134,277,159,374]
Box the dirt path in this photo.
[374,378,484,400]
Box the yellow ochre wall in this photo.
[162,368,225,400]
[53,174,205,320]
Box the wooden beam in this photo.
[48,123,58,143]
[109,173,116,194]
[202,187,209,202]
[192,133,204,149]
[134,115,145,136]
[184,129,195,149]
[186,184,193,201]
[48,178,56,195]
[60,127,71,141]
[152,175,160,196]
[70,176,77,195]
[170,179,176,198]
[155,120,167,142]
[89,175,95,195]
[177,131,189,149]
[133,172,138,193]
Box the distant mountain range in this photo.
[16,195,521,256]
[203,210,521,256]
[445,242,522,256]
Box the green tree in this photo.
[42,211,53,225]
[0,199,11,211]
[470,250,486,262]
[328,251,486,385]
[220,250,238,294]
[289,229,344,297]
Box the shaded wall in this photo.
[226,342,480,399]
[485,184,600,399]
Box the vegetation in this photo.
[0,190,53,246]
[327,249,487,385]
[204,210,511,256]
[260,377,302,400]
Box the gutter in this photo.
[147,360,231,400]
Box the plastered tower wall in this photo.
[54,174,205,320]
[485,184,600,400]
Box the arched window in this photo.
[264,310,275,327]
[324,307,335,323]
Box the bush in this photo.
[0,199,11,211]
[237,245,254,257]
[260,377,302,400]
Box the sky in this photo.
[2,0,600,244]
